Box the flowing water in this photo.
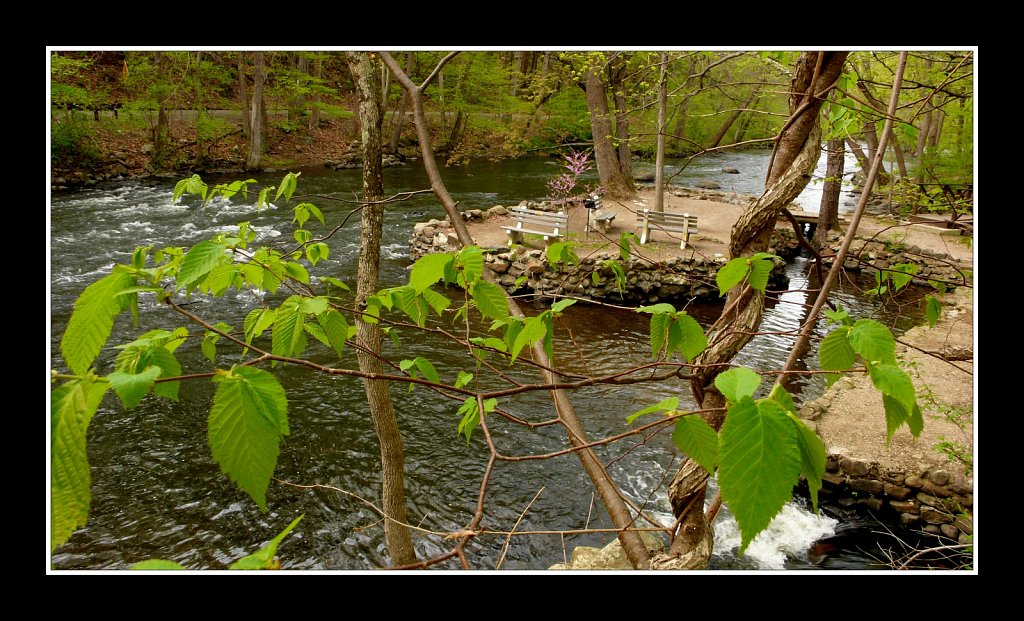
[49,150,923,571]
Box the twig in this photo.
[495,487,545,570]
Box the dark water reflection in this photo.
[49,154,926,570]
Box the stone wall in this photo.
[408,205,789,305]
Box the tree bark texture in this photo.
[389,53,415,154]
[346,52,417,567]
[239,52,250,139]
[610,60,634,184]
[585,65,633,199]
[654,51,850,571]
[814,137,844,248]
[310,54,322,130]
[654,52,668,213]
[382,51,651,569]
[246,52,265,172]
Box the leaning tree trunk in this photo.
[585,66,634,199]
[382,51,652,569]
[707,84,762,148]
[246,52,266,172]
[814,137,844,248]
[389,53,415,154]
[346,51,417,567]
[652,51,850,571]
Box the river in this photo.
[49,149,921,571]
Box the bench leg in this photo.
[640,220,650,244]
[506,230,523,246]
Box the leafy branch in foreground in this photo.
[131,515,304,570]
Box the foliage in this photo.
[131,515,303,570]
[51,119,103,168]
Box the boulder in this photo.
[722,167,740,174]
[634,171,656,182]
[695,179,721,189]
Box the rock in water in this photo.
[722,167,740,174]
[696,180,722,189]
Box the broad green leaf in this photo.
[626,397,679,424]
[473,337,507,353]
[768,383,798,415]
[542,313,555,362]
[256,187,271,212]
[456,397,479,444]
[715,367,762,403]
[320,275,350,292]
[202,334,218,363]
[716,257,749,297]
[673,313,708,362]
[391,286,428,326]
[200,264,239,296]
[881,394,909,446]
[209,367,289,510]
[546,241,566,268]
[272,303,307,358]
[455,371,473,389]
[718,397,801,552]
[229,515,304,570]
[457,246,484,286]
[414,358,440,384]
[421,287,451,317]
[106,366,162,409]
[244,308,276,346]
[410,253,453,293]
[649,313,670,359]
[177,241,227,289]
[925,296,941,328]
[317,310,348,359]
[131,559,187,570]
[748,258,773,293]
[511,316,547,363]
[502,319,524,354]
[51,377,109,551]
[299,296,329,316]
[619,231,636,261]
[303,322,329,347]
[888,263,919,291]
[551,298,576,313]
[868,363,916,412]
[472,281,509,320]
[848,319,896,365]
[284,262,310,285]
[787,412,826,513]
[824,305,850,326]
[819,327,856,386]
[60,271,137,376]
[112,341,181,401]
[672,415,719,474]
[146,348,182,400]
[907,402,924,438]
[636,303,676,314]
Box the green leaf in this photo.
[299,296,329,316]
[304,322,329,347]
[925,296,942,328]
[636,303,676,315]
[229,515,304,570]
[420,287,451,317]
[547,241,566,268]
[256,187,271,212]
[819,327,856,385]
[471,281,509,320]
[177,241,228,289]
[768,383,798,416]
[457,246,484,286]
[672,313,708,362]
[202,333,218,363]
[716,257,749,297]
[881,394,908,446]
[320,275,350,292]
[551,298,576,313]
[649,313,669,359]
[907,402,924,438]
[824,305,850,326]
[106,366,162,409]
[626,397,678,424]
[390,286,428,327]
[672,415,719,474]
[714,367,762,402]
[718,397,801,553]
[414,358,440,384]
[317,310,348,359]
[868,363,916,412]
[888,263,919,290]
[274,172,300,203]
[131,559,187,570]
[60,271,137,376]
[849,319,896,365]
[787,412,826,513]
[410,253,453,293]
[511,316,547,363]
[208,367,289,511]
[272,302,307,358]
[455,371,473,389]
[748,258,774,293]
[51,377,109,551]
[284,262,310,285]
[244,308,276,347]
[456,397,479,444]
[619,231,636,261]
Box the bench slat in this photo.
[504,207,567,247]
[636,209,699,250]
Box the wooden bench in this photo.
[637,209,699,250]
[501,207,568,247]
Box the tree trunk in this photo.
[382,51,652,569]
[654,52,668,213]
[707,84,762,148]
[346,51,417,567]
[585,65,633,199]
[814,137,844,248]
[246,52,265,172]
[239,52,250,139]
[928,104,945,148]
[389,53,415,154]
[656,51,850,571]
[153,53,171,169]
[863,122,880,164]
[193,52,207,168]
[288,52,308,127]
[669,58,695,154]
[610,60,633,183]
[310,54,322,131]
